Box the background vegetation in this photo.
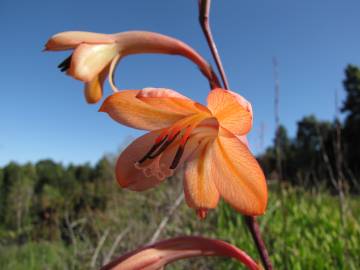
[1,65,360,269]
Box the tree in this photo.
[0,163,36,232]
[342,65,360,178]
[294,115,335,185]
[258,116,337,188]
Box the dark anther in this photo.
[57,54,72,72]
[148,131,180,159]
[170,138,189,169]
[138,135,168,164]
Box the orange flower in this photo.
[44,31,219,103]
[100,87,267,218]
[101,236,262,270]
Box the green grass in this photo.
[0,241,71,270]
[1,184,359,269]
[212,185,360,269]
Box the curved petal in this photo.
[228,90,253,119]
[83,65,109,104]
[136,88,211,115]
[210,128,267,216]
[99,90,192,131]
[68,43,119,82]
[183,141,220,211]
[44,31,115,51]
[116,131,167,191]
[112,31,220,88]
[237,135,249,148]
[101,236,260,270]
[207,88,253,135]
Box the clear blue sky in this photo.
[1,0,360,166]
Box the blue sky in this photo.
[1,0,360,166]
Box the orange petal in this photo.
[237,135,249,148]
[116,131,167,191]
[100,90,192,131]
[112,31,220,88]
[68,43,119,82]
[83,65,109,104]
[207,88,253,135]
[210,128,267,216]
[101,236,260,270]
[137,88,211,115]
[183,142,220,211]
[44,31,115,51]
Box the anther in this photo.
[148,131,180,159]
[170,138,189,169]
[138,135,168,164]
[57,55,72,72]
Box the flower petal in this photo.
[116,131,167,191]
[68,43,119,82]
[207,88,253,135]
[210,128,267,215]
[83,65,109,104]
[136,88,211,116]
[112,31,220,88]
[100,90,193,131]
[101,236,260,270]
[237,135,249,148]
[44,31,115,51]
[183,141,220,211]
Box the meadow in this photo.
[0,167,359,270]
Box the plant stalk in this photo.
[198,1,273,269]
[198,0,229,89]
[245,216,273,270]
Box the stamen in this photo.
[179,126,193,145]
[57,55,72,72]
[148,131,180,159]
[138,135,168,164]
[167,127,181,141]
[170,138,189,169]
[155,129,169,144]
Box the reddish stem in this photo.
[198,1,273,269]
[198,0,229,89]
[245,216,273,270]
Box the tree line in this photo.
[0,157,116,243]
[258,64,360,192]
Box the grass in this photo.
[211,185,360,269]
[0,241,71,270]
[0,182,359,269]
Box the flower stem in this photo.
[245,216,273,270]
[198,0,229,89]
[198,1,273,269]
